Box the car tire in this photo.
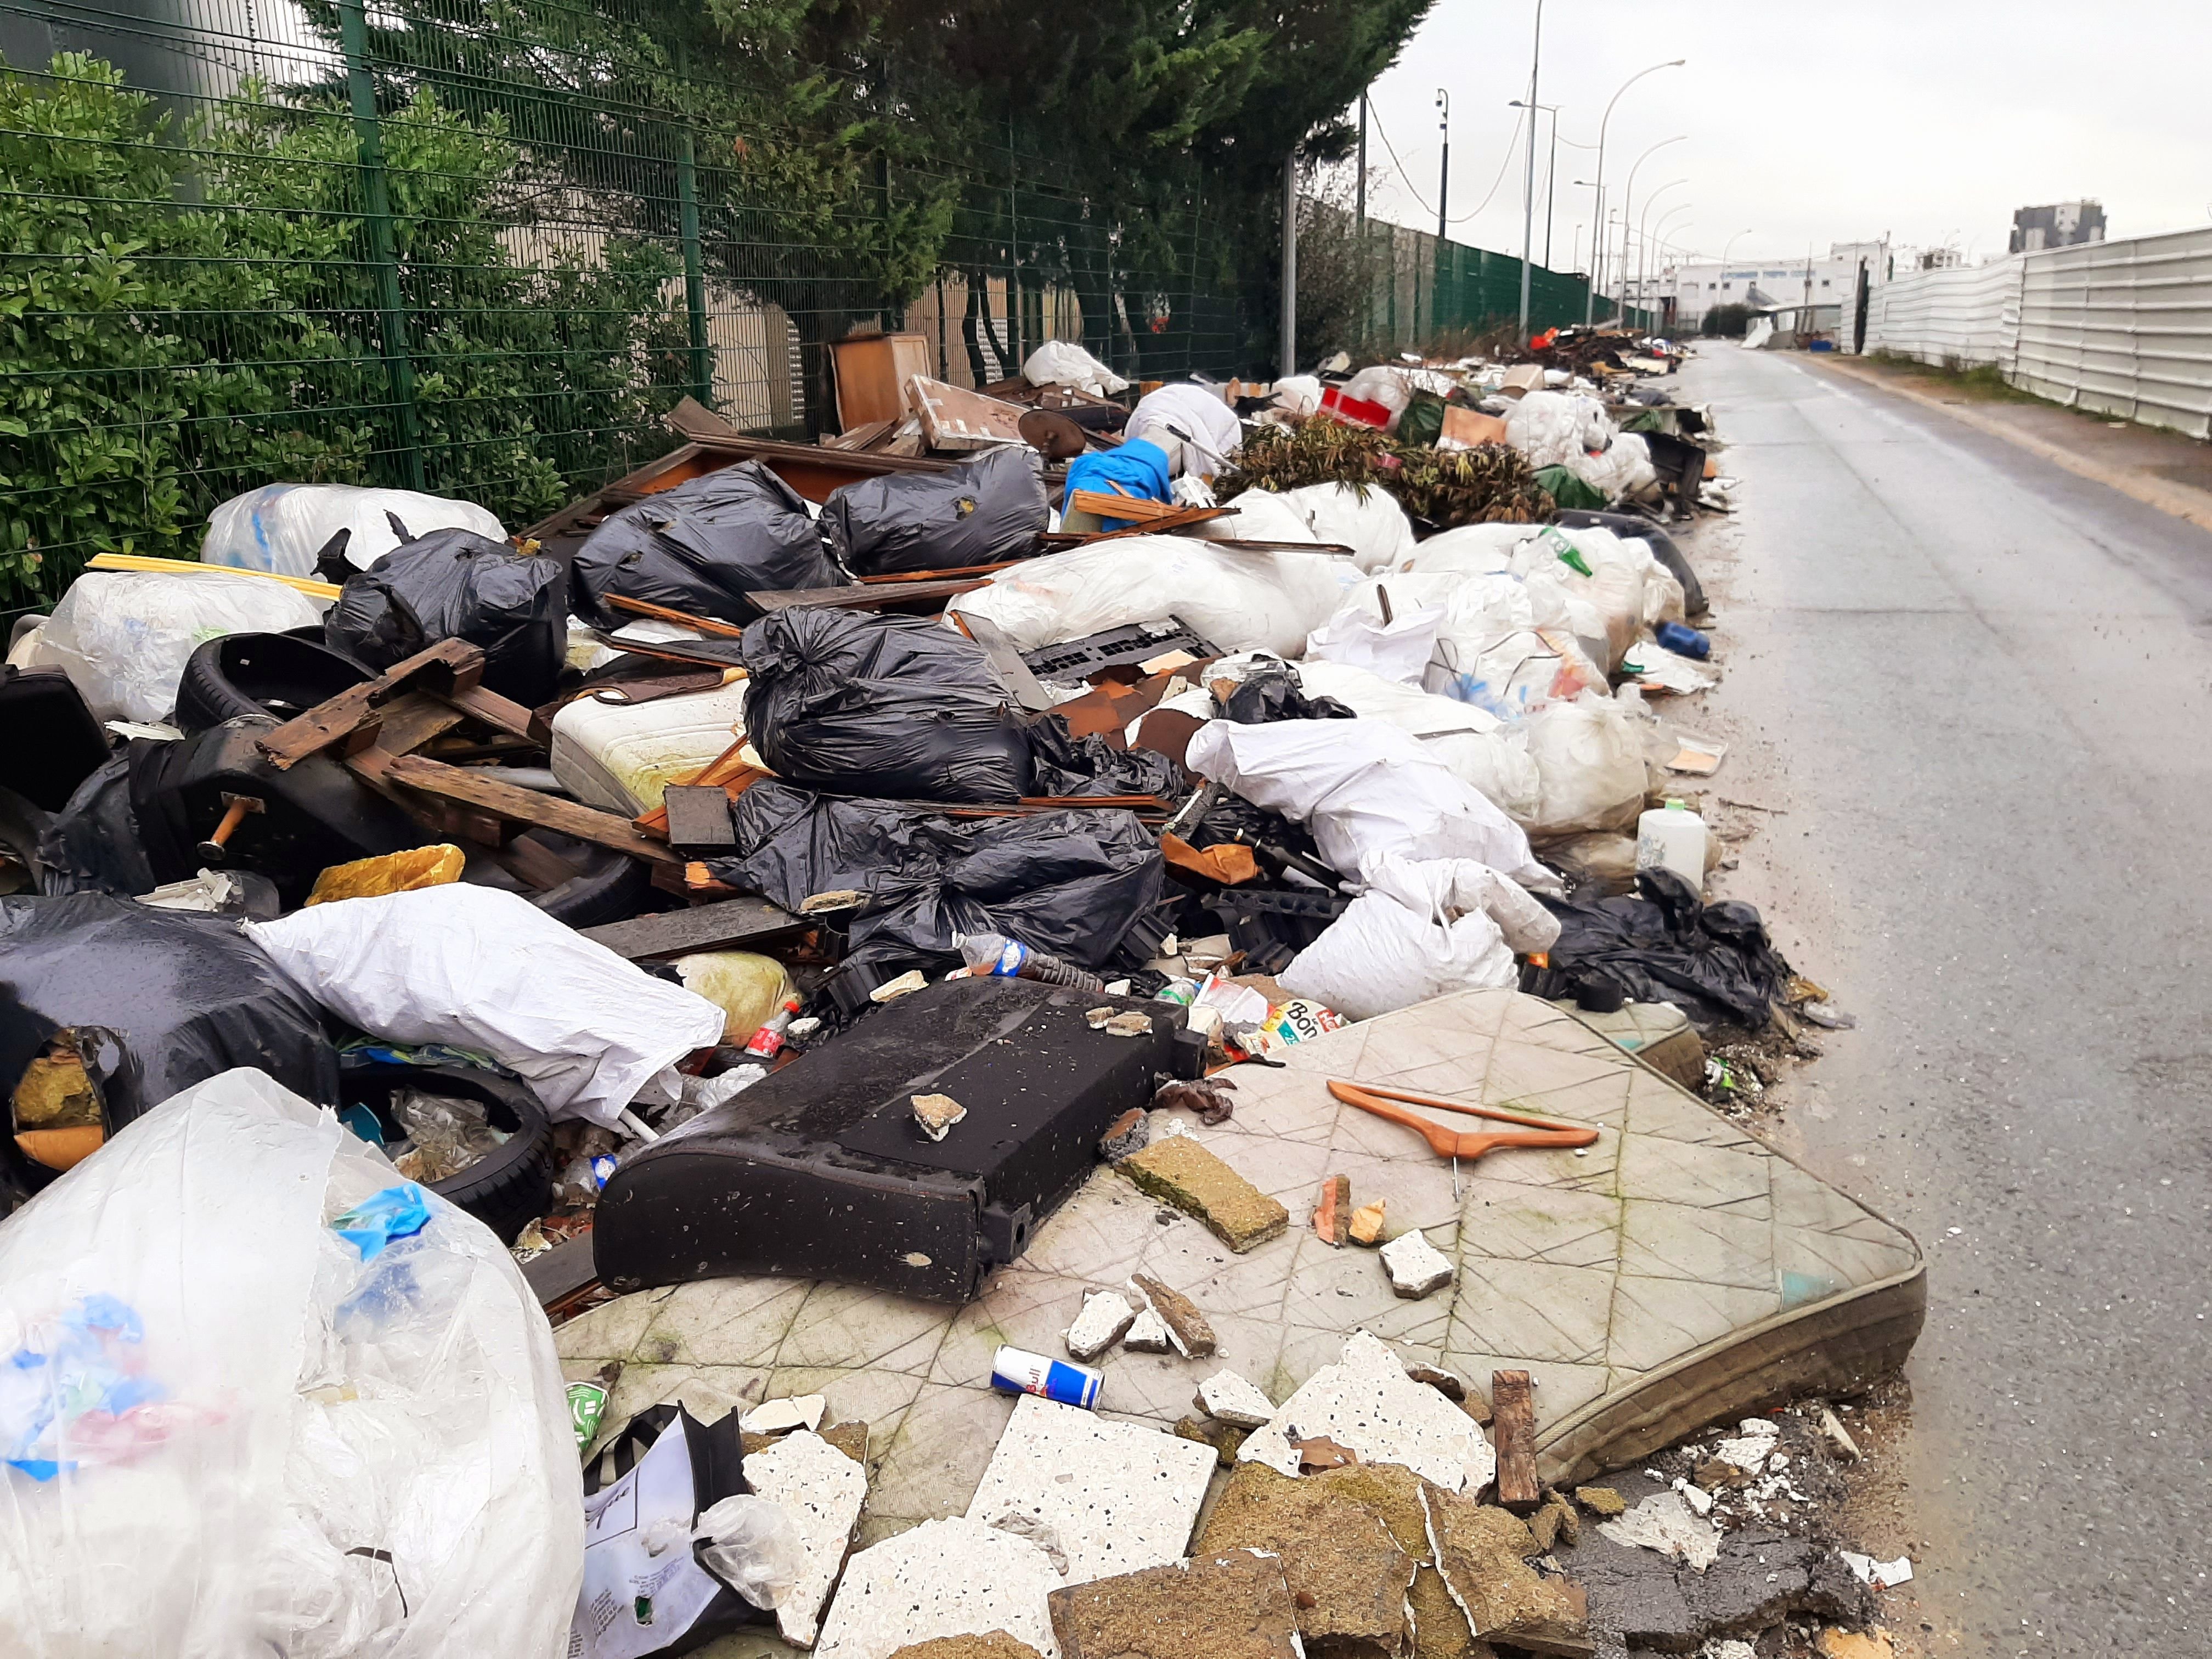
[175,633,376,732]
[343,1063,556,1244]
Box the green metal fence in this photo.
[0,0,1251,602]
[1344,213,1613,347]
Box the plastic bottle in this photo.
[741,996,803,1059]
[1635,799,1708,891]
[958,932,1105,992]
[1654,619,1711,659]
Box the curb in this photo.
[1805,356,2212,534]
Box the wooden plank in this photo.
[1490,1369,1542,1512]
[634,741,764,838]
[256,639,484,770]
[577,894,806,961]
[746,578,986,614]
[443,682,538,742]
[379,754,682,865]
[662,784,737,853]
[606,592,747,639]
[494,834,586,893]
[906,374,1028,452]
[855,560,1024,584]
[1068,488,1186,523]
[369,690,467,757]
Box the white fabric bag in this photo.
[33,570,321,724]
[200,482,507,578]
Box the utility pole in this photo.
[1356,93,1369,351]
[1280,149,1298,377]
[1585,58,1684,324]
[1435,90,1450,242]
[1516,0,1544,331]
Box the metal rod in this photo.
[1280,150,1298,377]
[336,0,425,491]
[676,127,712,407]
[1517,0,1543,332]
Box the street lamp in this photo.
[1510,99,1562,272]
[1646,203,1692,327]
[1635,178,1687,320]
[1514,0,1547,332]
[1584,57,1685,322]
[1617,136,1685,324]
[1434,89,1449,242]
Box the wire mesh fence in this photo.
[0,0,1249,602]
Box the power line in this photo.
[1366,99,1525,227]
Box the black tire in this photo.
[531,843,658,928]
[175,632,376,733]
[342,1063,555,1244]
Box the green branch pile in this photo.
[1218,419,1553,528]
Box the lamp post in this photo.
[1635,178,1687,328]
[1434,89,1450,242]
[1510,99,1561,273]
[1617,136,1685,325]
[1646,204,1692,330]
[1584,57,1685,322]
[1515,0,1545,332]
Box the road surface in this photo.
[1668,346,2212,1657]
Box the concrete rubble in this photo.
[814,1516,1062,1659]
[1239,1331,1497,1491]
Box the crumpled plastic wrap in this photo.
[0,1067,582,1658]
[32,571,321,725]
[200,482,506,578]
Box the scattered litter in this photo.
[1103,1011,1153,1038]
[740,1394,827,1436]
[1347,1199,1389,1246]
[1150,1075,1236,1125]
[1818,1405,1864,1461]
[991,1345,1104,1409]
[1841,1550,1915,1588]
[1598,1488,1722,1571]
[1312,1173,1352,1245]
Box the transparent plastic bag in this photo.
[1521,695,1650,838]
[32,571,320,724]
[0,1068,581,1659]
[692,1494,809,1609]
[200,483,506,578]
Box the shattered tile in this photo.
[1063,1291,1137,1361]
[1048,1549,1301,1659]
[912,1092,967,1142]
[1126,1272,1218,1357]
[1240,1331,1496,1491]
[1194,1462,1417,1658]
[1195,1368,1276,1427]
[1314,1173,1351,1245]
[813,1515,1060,1659]
[1118,1135,1289,1252]
[1597,1489,1720,1572]
[1122,1308,1172,1352]
[1349,1199,1389,1246]
[741,1393,826,1435]
[1404,1361,1466,1402]
[1380,1230,1455,1298]
[1421,1483,1589,1656]
[963,1395,1214,1585]
[744,1427,869,1648]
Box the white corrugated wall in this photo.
[1861,257,2023,368]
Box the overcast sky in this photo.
[1335,0,2210,272]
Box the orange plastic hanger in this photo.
[1327,1080,1599,1192]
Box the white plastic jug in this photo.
[1635,799,1708,891]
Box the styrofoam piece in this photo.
[743,1429,868,1647]
[1064,1290,1138,1361]
[812,1515,1061,1659]
[1238,1331,1496,1491]
[1711,1418,1781,1472]
[548,680,749,815]
[1598,1490,1722,1571]
[740,1393,826,1435]
[963,1393,1215,1586]
[1195,1369,1276,1428]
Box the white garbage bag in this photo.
[1566,432,1658,502]
[0,1067,582,1659]
[1276,483,1417,573]
[251,885,727,1128]
[947,535,1357,660]
[1425,626,1607,720]
[1302,597,1444,685]
[201,482,507,578]
[1504,390,1613,467]
[1184,717,1554,892]
[1126,382,1243,477]
[1194,486,1320,545]
[1280,851,1561,1020]
[1340,365,1416,430]
[1022,340,1128,398]
[1295,661,1543,823]
[1521,695,1650,837]
[32,570,322,724]
[1397,521,1543,577]
[1271,374,1323,416]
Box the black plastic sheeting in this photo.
[0,894,340,1130]
[1025,716,1187,799]
[325,529,566,703]
[1528,866,1790,1030]
[741,608,1032,803]
[715,781,1166,970]
[569,462,843,627]
[1222,663,1358,725]
[820,447,1049,576]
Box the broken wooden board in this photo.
[256,638,486,770]
[376,753,680,865]
[906,374,1028,452]
[746,578,988,614]
[1491,1369,1542,1512]
[577,895,808,961]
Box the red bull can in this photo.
[989,1344,1102,1409]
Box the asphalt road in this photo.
[1664,346,2212,1656]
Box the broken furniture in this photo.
[591,975,1202,1302]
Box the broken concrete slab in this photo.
[885,1636,1045,1659]
[1063,1290,1137,1361]
[1048,1549,1302,1659]
[1709,1418,1781,1474]
[1195,1368,1275,1428]
[1349,1198,1388,1246]
[1173,1414,1247,1466]
[963,1394,1215,1586]
[1193,1462,1416,1658]
[1380,1229,1455,1298]
[1573,1514,1871,1654]
[743,1426,869,1647]
[1240,1331,1497,1492]
[814,1515,1061,1659]
[1116,1135,1288,1252]
[912,1092,967,1142]
[1575,1486,1627,1517]
[1421,1483,1592,1657]
[1597,1490,1720,1571]
[1530,1489,1581,1552]
[1126,1271,1217,1357]
[742,1392,826,1435]
[1314,1173,1351,1245]
[1122,1307,1171,1352]
[1405,1362,1466,1403]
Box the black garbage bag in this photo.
[716,781,1165,969]
[820,447,1048,576]
[325,528,566,703]
[0,894,339,1132]
[1529,866,1790,1030]
[570,462,843,627]
[740,608,1032,803]
[1222,663,1357,725]
[1023,714,1189,799]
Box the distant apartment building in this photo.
[2009,201,2106,253]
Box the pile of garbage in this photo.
[0,331,1887,1658]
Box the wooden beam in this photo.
[255,639,486,770]
[745,578,986,614]
[576,895,807,961]
[605,592,747,639]
[379,754,681,865]
[1490,1369,1542,1512]
[1068,488,1187,523]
